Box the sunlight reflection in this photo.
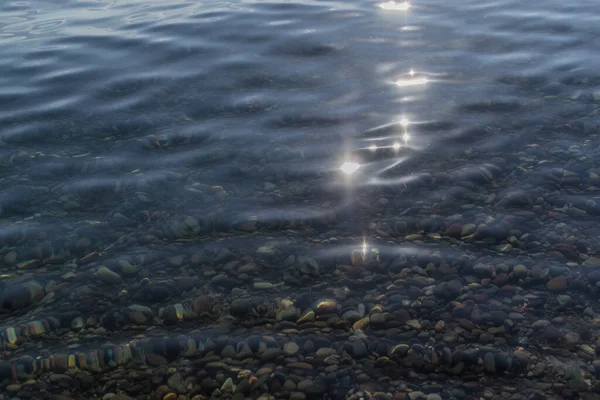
[403,132,410,143]
[395,76,429,87]
[379,1,411,11]
[375,156,406,174]
[399,117,410,128]
[340,161,361,175]
[352,239,380,266]
[392,142,401,151]
[369,144,378,152]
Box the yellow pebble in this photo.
[6,384,21,392]
[163,393,177,400]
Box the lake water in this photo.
[2,0,600,398]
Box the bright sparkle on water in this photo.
[369,144,378,152]
[400,117,410,127]
[379,1,411,11]
[395,77,428,87]
[393,142,401,150]
[340,162,361,175]
[403,132,410,143]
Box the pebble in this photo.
[427,395,442,400]
[283,342,299,355]
[260,348,281,360]
[565,332,581,345]
[513,264,528,278]
[547,276,567,291]
[97,266,122,284]
[287,362,313,371]
[254,282,274,289]
[352,340,368,358]
[316,347,337,357]
[406,319,421,329]
[6,384,21,392]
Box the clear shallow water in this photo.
[2,0,600,398]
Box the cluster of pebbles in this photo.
[2,61,600,400]
[2,230,600,400]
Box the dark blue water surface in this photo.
[2,0,600,398]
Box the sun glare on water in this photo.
[340,161,361,175]
[379,1,411,11]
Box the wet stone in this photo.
[547,276,567,291]
[565,332,581,345]
[352,340,368,358]
[542,325,563,342]
[97,266,122,284]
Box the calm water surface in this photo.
[2,0,600,398]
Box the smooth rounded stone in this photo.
[565,332,581,345]
[221,345,237,358]
[427,395,442,400]
[352,340,368,358]
[230,299,251,317]
[193,295,215,316]
[297,380,312,391]
[473,264,494,278]
[444,224,462,238]
[239,263,258,273]
[0,282,40,312]
[408,392,425,400]
[167,373,183,391]
[147,353,168,366]
[254,282,274,290]
[260,348,281,360]
[118,259,138,275]
[580,344,595,356]
[283,380,297,391]
[547,276,567,291]
[23,281,45,303]
[97,266,122,284]
[542,325,563,342]
[508,312,524,321]
[512,265,528,278]
[531,320,550,329]
[287,362,314,371]
[370,312,386,327]
[283,342,299,355]
[71,316,84,329]
[6,384,21,392]
[461,224,476,237]
[290,393,307,400]
[342,310,362,323]
[406,320,421,330]
[556,295,571,306]
[316,347,337,357]
[162,304,185,324]
[4,251,17,265]
[443,330,458,343]
[128,304,153,324]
